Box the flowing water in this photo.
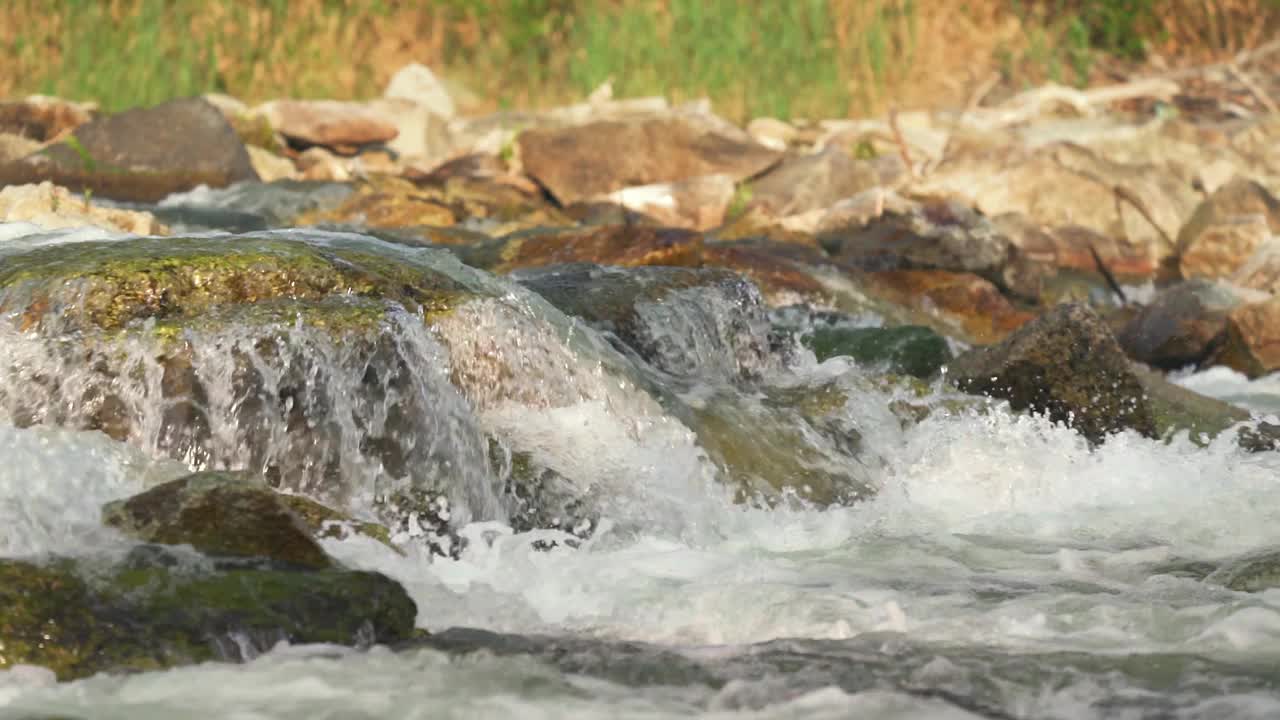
[2,202,1280,719]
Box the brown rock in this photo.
[948,303,1158,443]
[994,214,1156,282]
[256,99,399,148]
[0,96,94,141]
[921,142,1198,277]
[298,175,456,228]
[864,269,1034,344]
[518,116,781,205]
[0,98,259,203]
[1232,238,1280,294]
[1177,178,1280,280]
[1217,297,1280,378]
[698,241,830,302]
[478,225,704,274]
[1117,279,1245,369]
[101,471,335,570]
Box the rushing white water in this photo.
[3,222,1280,719]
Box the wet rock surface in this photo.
[0,548,417,681]
[948,303,1157,443]
[101,471,337,570]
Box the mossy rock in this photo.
[0,236,479,332]
[0,549,416,680]
[1130,363,1251,443]
[948,303,1157,444]
[1205,546,1280,592]
[102,471,336,569]
[803,324,952,378]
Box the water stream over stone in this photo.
[2,211,1280,719]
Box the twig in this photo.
[929,72,1001,177]
[887,108,917,180]
[1227,62,1279,114]
[1088,242,1128,306]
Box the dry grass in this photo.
[1,0,1277,120]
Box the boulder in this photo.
[819,195,1032,299]
[0,96,94,141]
[1230,238,1280,294]
[1177,178,1280,280]
[863,269,1035,345]
[384,62,456,120]
[948,303,1158,443]
[920,142,1198,278]
[0,98,259,203]
[747,147,897,217]
[1216,296,1280,377]
[369,97,453,165]
[0,549,416,680]
[993,214,1153,285]
[246,145,299,182]
[254,99,399,149]
[513,263,773,380]
[517,116,781,206]
[1130,363,1250,442]
[0,181,167,235]
[101,471,336,569]
[802,324,952,378]
[1117,279,1246,369]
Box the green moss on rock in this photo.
[0,550,416,681]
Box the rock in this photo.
[920,142,1198,278]
[1230,237,1280,294]
[748,147,898,218]
[993,214,1153,286]
[101,471,335,569]
[384,62,456,120]
[601,174,735,230]
[517,116,782,206]
[1180,215,1273,281]
[746,117,796,151]
[948,303,1157,443]
[696,240,830,303]
[1216,296,1280,377]
[864,270,1035,345]
[1117,280,1247,369]
[296,146,351,181]
[462,225,704,274]
[1177,178,1280,280]
[1205,546,1280,592]
[513,263,773,380]
[0,132,41,164]
[369,97,453,165]
[0,96,94,141]
[246,145,298,182]
[820,195,1033,299]
[1129,363,1250,442]
[0,549,416,680]
[201,93,248,120]
[0,237,498,531]
[254,99,399,149]
[0,182,167,235]
[0,98,259,203]
[802,324,952,378]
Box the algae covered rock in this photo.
[948,303,1157,443]
[0,98,259,203]
[102,471,335,569]
[802,324,952,378]
[1205,546,1280,592]
[0,548,416,680]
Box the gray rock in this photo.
[1118,279,1244,369]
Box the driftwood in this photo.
[958,78,1182,131]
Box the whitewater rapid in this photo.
[3,220,1280,719]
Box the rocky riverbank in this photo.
[5,56,1280,683]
